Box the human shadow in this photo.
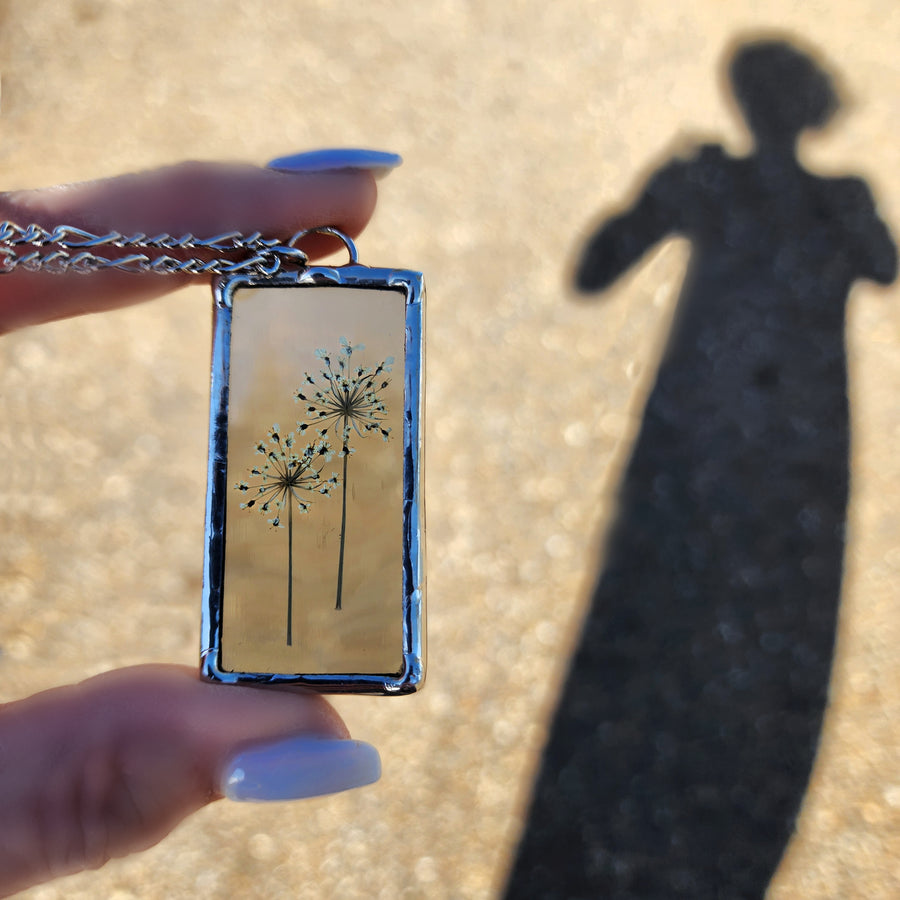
[503,36,896,900]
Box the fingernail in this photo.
[222,736,381,802]
[266,148,402,178]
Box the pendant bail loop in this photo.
[287,227,359,266]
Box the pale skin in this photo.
[0,162,377,896]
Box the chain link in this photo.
[0,222,324,277]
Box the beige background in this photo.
[0,1,898,898]
[223,286,405,675]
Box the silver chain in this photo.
[0,222,357,277]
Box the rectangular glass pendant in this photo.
[201,264,425,693]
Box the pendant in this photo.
[200,258,425,694]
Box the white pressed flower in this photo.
[235,423,338,646]
[294,340,393,610]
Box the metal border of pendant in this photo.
[200,263,425,694]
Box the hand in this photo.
[0,155,387,897]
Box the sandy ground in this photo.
[1,2,899,898]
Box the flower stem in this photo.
[335,449,349,610]
[287,499,294,645]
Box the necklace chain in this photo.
[0,222,356,277]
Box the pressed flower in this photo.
[295,338,393,609]
[235,424,338,645]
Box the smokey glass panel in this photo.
[222,285,406,676]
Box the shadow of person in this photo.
[503,36,896,900]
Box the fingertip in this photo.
[83,664,350,746]
[286,166,379,238]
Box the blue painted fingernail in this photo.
[266,148,402,178]
[222,736,381,802]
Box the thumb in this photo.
[0,664,380,896]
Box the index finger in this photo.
[0,161,378,333]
